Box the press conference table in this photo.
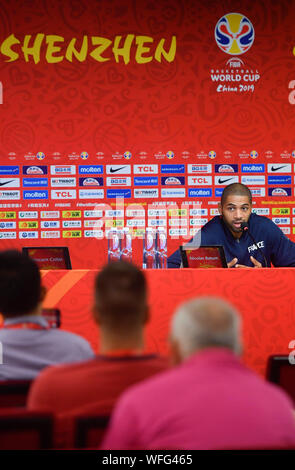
[41,268,295,377]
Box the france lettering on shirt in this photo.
[248,241,265,253]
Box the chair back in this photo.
[0,380,32,407]
[0,408,53,449]
[74,415,110,448]
[266,355,295,404]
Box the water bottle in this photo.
[107,228,121,263]
[143,227,157,269]
[121,227,132,262]
[156,227,167,269]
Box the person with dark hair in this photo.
[102,297,295,450]
[27,261,168,448]
[0,250,94,380]
[168,183,295,268]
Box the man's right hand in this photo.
[227,257,238,268]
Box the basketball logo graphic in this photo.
[36,152,45,160]
[208,151,216,159]
[166,151,174,159]
[124,151,132,160]
[250,150,258,159]
[215,13,255,55]
[292,150,295,158]
[80,151,88,160]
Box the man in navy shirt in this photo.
[168,183,295,268]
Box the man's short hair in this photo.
[0,250,41,317]
[221,183,252,206]
[94,261,147,331]
[171,296,241,358]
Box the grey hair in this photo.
[171,296,242,359]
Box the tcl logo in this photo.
[134,164,158,174]
[188,176,212,186]
[51,190,77,199]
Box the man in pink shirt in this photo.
[102,296,295,450]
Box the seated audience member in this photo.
[28,261,168,447]
[102,297,295,450]
[0,250,94,380]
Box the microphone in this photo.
[240,222,268,267]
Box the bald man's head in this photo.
[171,297,242,361]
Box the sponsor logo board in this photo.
[0,222,16,229]
[41,211,60,218]
[0,231,17,239]
[51,190,77,199]
[241,164,265,173]
[79,165,103,174]
[161,165,185,173]
[106,177,131,187]
[161,176,185,186]
[133,165,158,174]
[267,164,291,173]
[215,164,238,173]
[0,190,20,200]
[241,175,265,185]
[19,231,38,239]
[23,190,48,199]
[19,221,38,229]
[23,178,48,187]
[214,176,239,185]
[188,176,212,186]
[107,189,131,198]
[51,178,76,187]
[188,188,212,197]
[41,221,60,228]
[134,189,158,198]
[161,188,186,198]
[0,178,20,188]
[268,187,291,196]
[23,166,47,175]
[0,212,16,219]
[62,231,82,238]
[79,177,103,186]
[41,231,60,238]
[50,165,76,175]
[106,165,131,175]
[187,164,212,174]
[79,189,104,199]
[0,166,19,175]
[134,177,158,186]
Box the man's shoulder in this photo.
[33,356,98,384]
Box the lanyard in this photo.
[2,322,50,330]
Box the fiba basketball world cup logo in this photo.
[215,13,255,55]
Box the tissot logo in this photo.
[106,165,131,174]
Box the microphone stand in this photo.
[240,222,268,268]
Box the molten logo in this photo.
[215,13,255,55]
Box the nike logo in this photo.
[0,180,14,186]
[218,177,234,184]
[110,167,127,173]
[271,165,287,172]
